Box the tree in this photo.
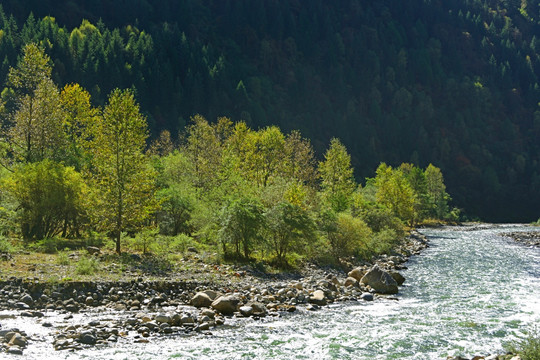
[88,89,156,253]
[424,163,450,219]
[59,83,99,169]
[4,44,66,164]
[374,163,418,226]
[264,202,315,266]
[7,78,66,163]
[283,130,318,186]
[7,43,52,96]
[218,197,264,259]
[184,114,222,192]
[318,138,356,212]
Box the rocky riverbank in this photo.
[502,231,540,247]
[0,230,429,356]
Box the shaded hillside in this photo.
[1,0,539,221]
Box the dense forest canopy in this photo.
[0,0,539,222]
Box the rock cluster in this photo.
[0,328,29,355]
[502,231,540,247]
[0,230,429,355]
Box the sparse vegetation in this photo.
[505,327,540,360]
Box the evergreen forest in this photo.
[0,0,539,224]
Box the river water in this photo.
[3,224,540,359]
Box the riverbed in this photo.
[2,224,539,359]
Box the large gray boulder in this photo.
[211,294,240,315]
[389,271,405,286]
[191,292,213,308]
[360,265,399,294]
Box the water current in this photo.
[3,224,540,359]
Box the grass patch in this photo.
[505,326,540,360]
[56,251,71,265]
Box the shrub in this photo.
[3,160,88,240]
[505,327,540,360]
[0,235,15,254]
[75,256,100,275]
[56,251,70,265]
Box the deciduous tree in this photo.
[88,88,157,253]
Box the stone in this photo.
[65,304,79,313]
[360,265,399,294]
[211,294,240,315]
[155,314,171,324]
[7,346,23,355]
[79,331,97,345]
[15,302,30,310]
[86,246,101,255]
[348,267,365,281]
[203,290,221,300]
[20,294,33,306]
[247,302,267,315]
[196,322,210,331]
[360,292,374,301]
[309,290,327,306]
[239,305,254,317]
[9,333,28,347]
[389,271,406,286]
[344,277,358,287]
[180,314,195,325]
[191,292,213,308]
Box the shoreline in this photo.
[0,230,429,355]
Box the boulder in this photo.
[8,333,28,347]
[389,271,405,286]
[20,294,33,306]
[79,331,96,345]
[360,265,399,294]
[211,294,240,315]
[347,267,365,281]
[309,290,327,306]
[344,277,358,287]
[191,292,213,308]
[86,246,101,255]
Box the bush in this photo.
[0,235,15,254]
[57,251,70,265]
[321,211,373,261]
[3,160,88,240]
[75,256,100,275]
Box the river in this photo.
[3,224,540,359]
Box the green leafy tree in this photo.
[424,163,451,219]
[218,197,264,259]
[59,83,99,169]
[374,163,418,226]
[88,89,157,253]
[184,114,223,193]
[4,44,66,163]
[318,138,356,212]
[156,183,195,236]
[264,202,315,266]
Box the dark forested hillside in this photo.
[1,0,539,222]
